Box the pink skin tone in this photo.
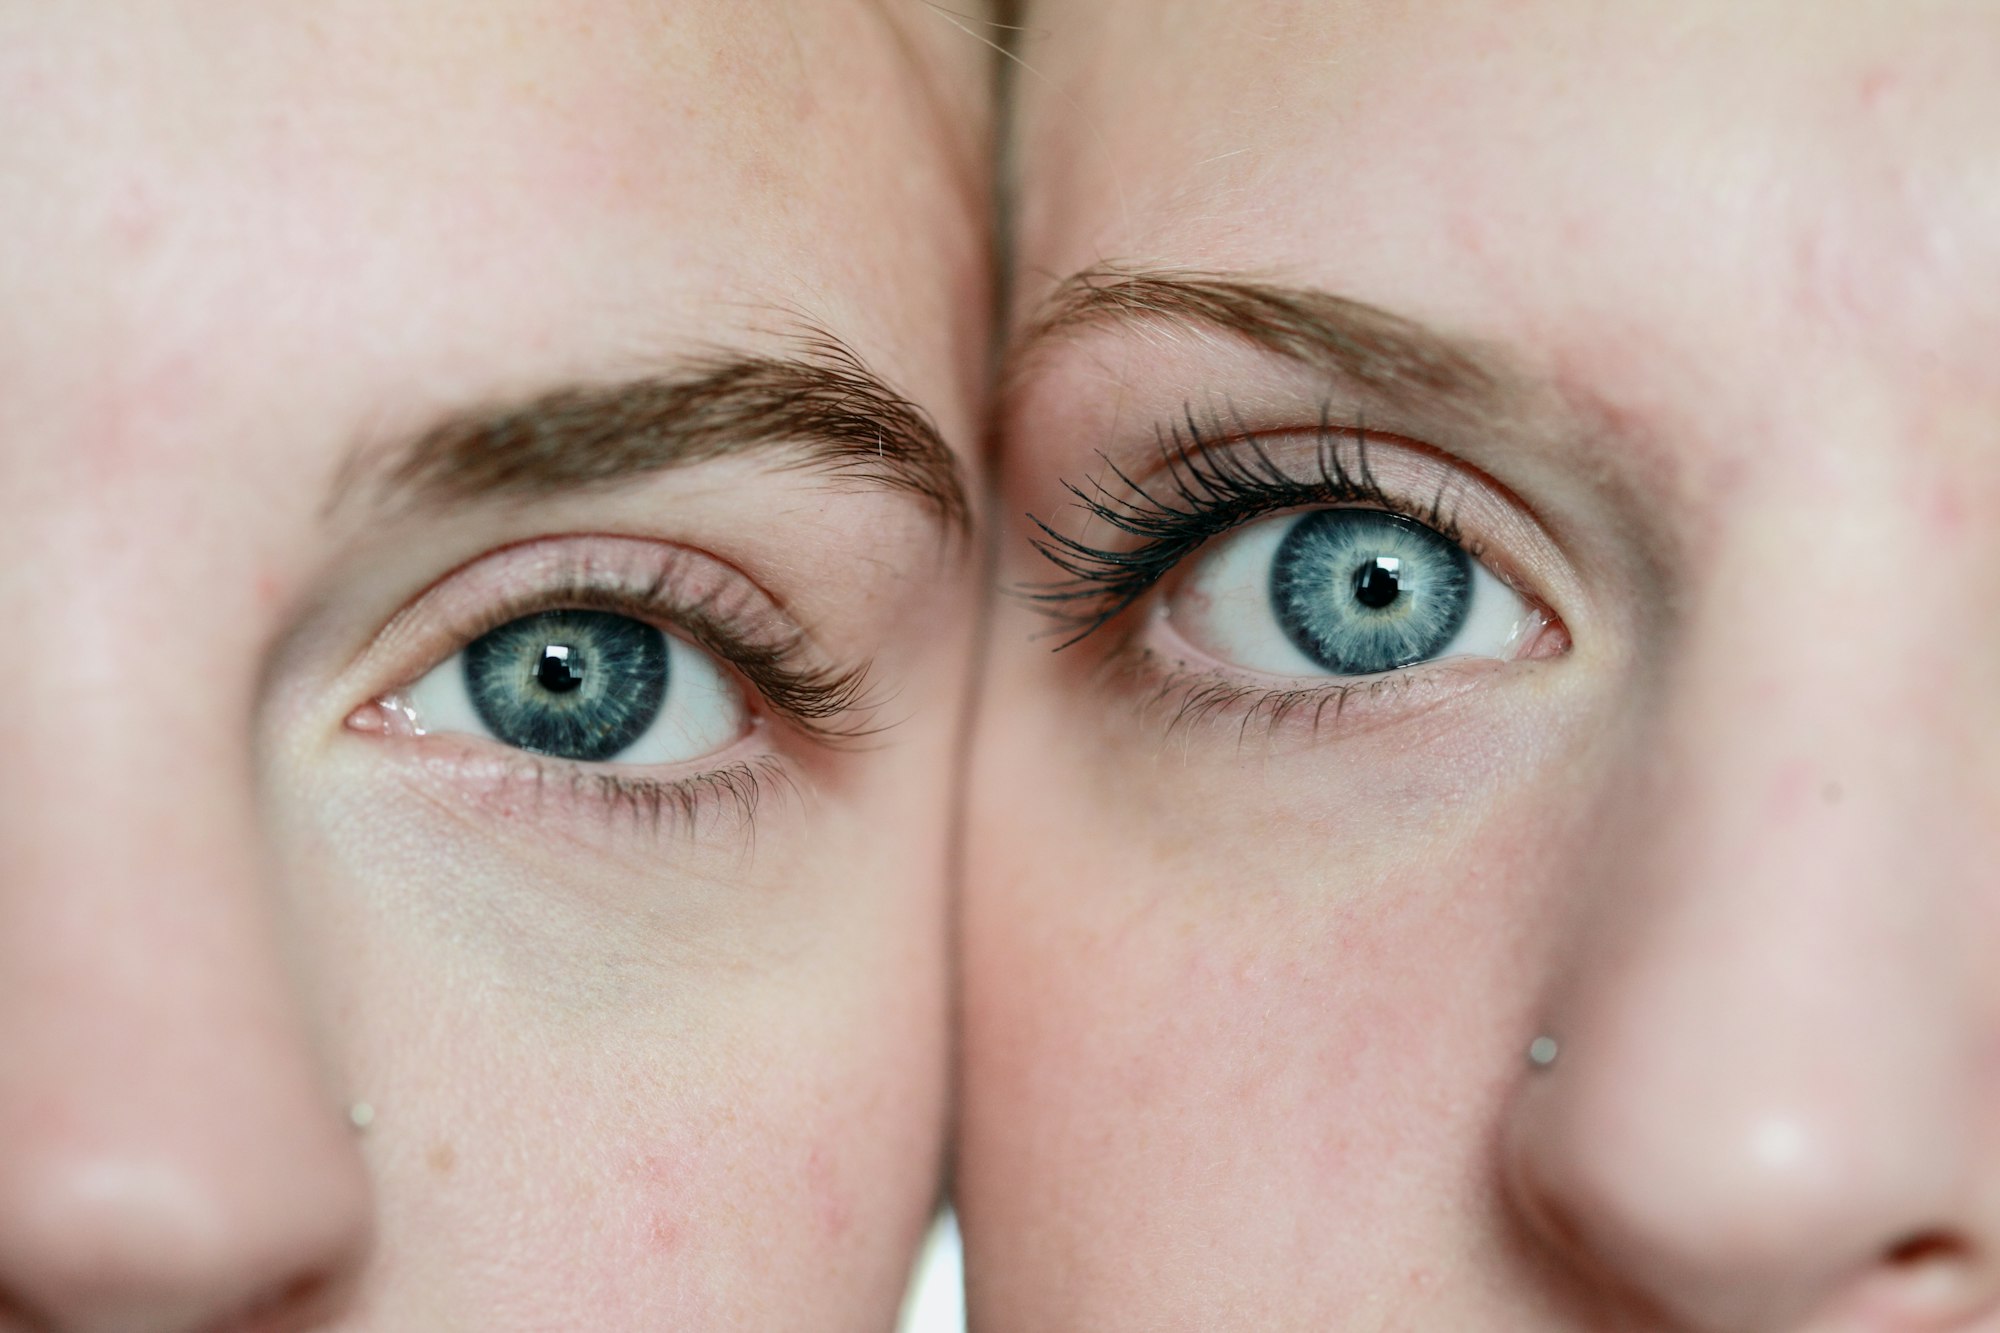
[964,3,2000,1331]
[0,3,986,1330]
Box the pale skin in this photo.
[965,3,2000,1330]
[0,3,987,1329]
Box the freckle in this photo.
[1822,781,1843,804]
[428,1143,456,1175]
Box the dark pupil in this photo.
[535,645,586,693]
[462,609,668,762]
[1352,558,1402,609]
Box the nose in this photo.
[0,684,372,1330]
[1504,509,2000,1331]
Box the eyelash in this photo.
[448,566,874,744]
[362,540,873,833]
[1025,409,1472,646]
[522,756,791,836]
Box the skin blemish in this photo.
[1930,483,1966,535]
[627,1150,692,1257]
[1856,63,1898,111]
[805,1142,853,1244]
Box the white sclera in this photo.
[402,626,747,765]
[1170,510,1537,677]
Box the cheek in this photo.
[570,1113,885,1319]
[962,661,1607,1294]
[273,757,948,1326]
[342,970,938,1327]
[962,810,1548,1310]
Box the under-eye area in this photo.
[344,534,875,832]
[1023,411,1571,739]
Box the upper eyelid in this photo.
[363,537,784,670]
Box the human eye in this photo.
[1173,508,1538,677]
[348,535,867,827]
[1026,415,1568,729]
[402,608,744,765]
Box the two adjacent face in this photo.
[5,1,1999,1329]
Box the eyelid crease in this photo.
[1022,406,1491,648]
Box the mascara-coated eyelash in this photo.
[1026,410,1465,646]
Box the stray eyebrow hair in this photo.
[338,331,970,533]
[1009,264,1507,409]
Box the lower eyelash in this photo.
[588,756,794,838]
[373,729,794,843]
[1023,407,1469,647]
[1106,641,1505,748]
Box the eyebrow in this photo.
[1008,264,1510,411]
[337,331,970,533]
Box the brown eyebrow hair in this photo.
[1010,264,1504,406]
[341,331,970,533]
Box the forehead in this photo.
[1012,0,2000,400]
[0,0,988,479]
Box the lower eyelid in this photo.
[354,723,792,843]
[1106,636,1521,746]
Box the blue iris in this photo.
[1268,509,1471,674]
[462,609,668,761]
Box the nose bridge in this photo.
[0,525,269,978]
[1507,493,1998,1330]
[0,538,372,1331]
[1590,493,1971,1016]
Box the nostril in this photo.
[1885,1231,1966,1268]
[229,1267,345,1333]
[1846,1228,2000,1326]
